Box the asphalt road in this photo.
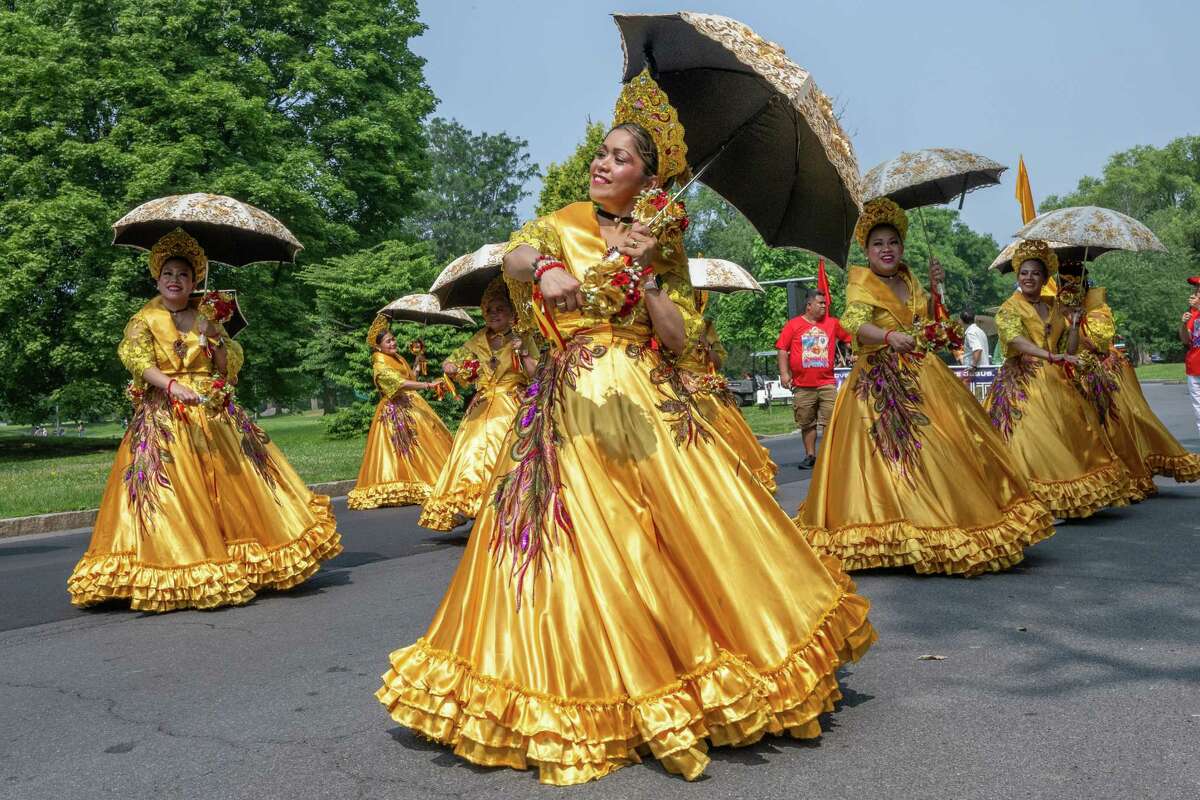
[2,384,1198,799]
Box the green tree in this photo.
[407,117,538,262]
[537,120,605,216]
[683,185,758,270]
[0,0,435,418]
[298,239,473,435]
[1042,136,1200,361]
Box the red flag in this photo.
[816,258,832,314]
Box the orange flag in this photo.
[1015,155,1036,224]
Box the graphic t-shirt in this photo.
[1186,309,1200,376]
[776,315,852,387]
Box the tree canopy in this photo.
[406,117,538,263]
[0,0,435,418]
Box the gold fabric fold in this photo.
[1105,351,1200,488]
[419,330,529,530]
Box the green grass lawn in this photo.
[740,404,799,437]
[0,403,796,519]
[1134,362,1186,381]
[0,413,366,519]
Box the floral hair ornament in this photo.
[149,227,208,284]
[854,197,909,250]
[612,68,690,184]
[366,313,391,349]
[1011,239,1059,276]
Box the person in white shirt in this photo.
[959,309,989,369]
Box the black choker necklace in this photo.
[595,206,634,225]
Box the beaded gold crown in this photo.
[1011,239,1059,275]
[854,197,909,249]
[613,69,689,183]
[149,227,208,283]
[366,313,391,349]
[480,276,511,313]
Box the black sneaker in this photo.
[798,455,816,470]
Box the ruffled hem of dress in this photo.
[1028,461,1134,519]
[753,461,779,494]
[226,495,343,591]
[1145,452,1200,483]
[347,481,431,510]
[793,498,1055,576]
[67,555,256,613]
[418,488,483,531]
[375,588,875,786]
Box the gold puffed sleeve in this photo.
[217,323,244,382]
[1084,307,1116,352]
[995,307,1025,357]
[375,362,408,400]
[503,218,564,336]
[117,316,156,379]
[659,266,705,361]
[841,301,874,339]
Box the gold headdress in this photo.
[1011,239,1059,276]
[366,313,391,349]
[613,69,689,183]
[854,198,909,250]
[149,227,208,283]
[479,276,511,314]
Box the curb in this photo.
[0,479,359,540]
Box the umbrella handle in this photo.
[916,207,949,321]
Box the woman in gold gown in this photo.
[419,279,537,530]
[346,315,454,510]
[67,229,342,612]
[376,71,875,785]
[1055,263,1200,498]
[793,199,1054,575]
[983,241,1135,517]
[675,294,778,492]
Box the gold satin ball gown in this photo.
[375,202,876,785]
[67,297,342,612]
[346,351,454,510]
[794,266,1055,575]
[984,291,1137,517]
[419,330,532,530]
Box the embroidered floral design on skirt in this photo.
[491,336,607,607]
[985,357,1039,440]
[853,350,929,484]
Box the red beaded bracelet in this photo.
[533,259,566,282]
[166,379,176,396]
[883,330,893,347]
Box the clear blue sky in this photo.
[412,0,1198,249]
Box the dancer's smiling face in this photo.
[377,332,398,355]
[157,257,195,305]
[865,225,903,276]
[589,127,658,213]
[483,296,515,334]
[1017,260,1048,298]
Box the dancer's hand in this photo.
[618,222,660,268]
[539,267,584,314]
[887,332,917,353]
[169,381,202,405]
